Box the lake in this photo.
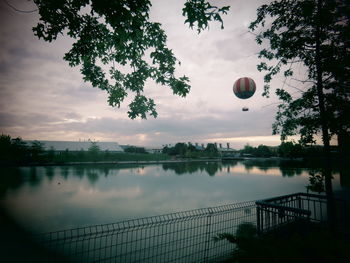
[0,160,344,233]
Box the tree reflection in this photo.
[73,166,85,179]
[162,162,224,176]
[60,166,70,179]
[280,168,303,177]
[1,161,347,196]
[29,167,40,187]
[87,171,99,185]
[0,167,23,196]
[243,162,254,172]
[71,166,114,181]
[45,166,54,180]
[205,162,220,176]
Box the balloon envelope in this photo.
[233,77,256,99]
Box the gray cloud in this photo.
[57,107,276,140]
[0,0,283,148]
[214,29,259,62]
[0,112,62,127]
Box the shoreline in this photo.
[1,158,228,167]
[2,156,345,168]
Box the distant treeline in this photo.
[162,141,342,160]
[238,142,328,159]
[0,135,168,165]
[162,143,220,158]
[0,134,345,166]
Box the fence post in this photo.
[256,205,261,236]
[203,207,213,262]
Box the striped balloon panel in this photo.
[233,77,256,99]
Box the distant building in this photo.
[218,147,237,155]
[27,140,124,152]
[145,147,163,154]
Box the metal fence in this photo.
[32,192,348,263]
[34,201,256,263]
[256,192,348,234]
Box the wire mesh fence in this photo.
[30,192,347,262]
[34,201,256,263]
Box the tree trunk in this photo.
[315,0,336,230]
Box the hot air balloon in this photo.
[233,77,256,99]
[232,77,256,111]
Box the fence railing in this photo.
[256,192,348,234]
[33,192,347,263]
[34,201,256,263]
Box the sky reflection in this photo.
[0,161,343,233]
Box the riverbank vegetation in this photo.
[162,141,345,162]
[162,142,220,158]
[0,134,347,166]
[0,135,169,166]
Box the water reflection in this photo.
[29,167,40,187]
[162,160,305,178]
[0,160,346,233]
[279,168,303,177]
[45,166,54,180]
[162,162,224,176]
[0,167,23,196]
[1,160,346,196]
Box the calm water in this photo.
[0,160,344,233]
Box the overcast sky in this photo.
[0,0,299,148]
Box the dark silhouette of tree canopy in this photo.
[32,0,229,119]
[249,0,349,229]
[204,143,218,155]
[0,134,28,164]
[249,0,349,145]
[278,142,304,159]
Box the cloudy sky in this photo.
[0,0,298,148]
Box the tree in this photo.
[173,142,188,156]
[249,0,349,144]
[88,141,101,153]
[242,144,254,155]
[256,145,272,158]
[249,0,349,229]
[88,141,101,161]
[0,134,28,164]
[278,142,304,159]
[161,145,170,155]
[30,140,45,162]
[204,143,218,157]
[187,143,197,153]
[47,146,56,162]
[0,134,12,162]
[32,0,229,119]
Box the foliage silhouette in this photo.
[250,0,349,144]
[214,222,350,263]
[32,0,229,118]
[306,170,325,193]
[250,0,349,229]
